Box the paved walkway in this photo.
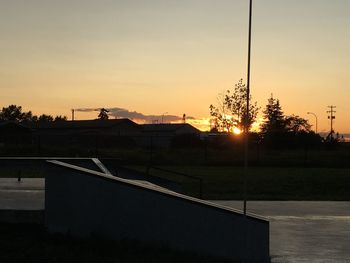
[1,179,349,262]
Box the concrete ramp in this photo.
[45,160,270,262]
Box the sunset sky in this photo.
[1,0,349,133]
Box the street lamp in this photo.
[307,112,318,133]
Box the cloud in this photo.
[74,107,195,124]
[74,108,100,112]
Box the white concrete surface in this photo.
[214,201,350,263]
[0,178,44,210]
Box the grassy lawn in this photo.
[130,166,350,201]
[0,223,235,263]
[0,162,349,201]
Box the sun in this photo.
[233,127,242,135]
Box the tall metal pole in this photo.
[243,0,253,216]
[307,112,318,133]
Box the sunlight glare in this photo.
[233,127,242,135]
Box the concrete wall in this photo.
[45,161,269,262]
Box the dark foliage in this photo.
[171,134,202,148]
[0,105,67,123]
[209,79,259,132]
[260,95,321,149]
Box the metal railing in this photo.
[147,166,203,199]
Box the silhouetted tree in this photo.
[209,97,235,132]
[260,95,286,135]
[54,115,67,122]
[210,79,259,132]
[38,114,54,123]
[22,111,36,122]
[98,108,109,120]
[29,114,38,122]
[0,104,68,125]
[0,105,35,122]
[260,95,320,148]
[225,79,260,130]
[285,115,311,133]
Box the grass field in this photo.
[0,223,235,263]
[0,162,349,201]
[131,166,350,201]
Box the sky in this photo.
[1,0,349,133]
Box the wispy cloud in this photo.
[74,108,100,112]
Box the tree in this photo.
[260,95,319,148]
[260,95,286,135]
[98,108,109,120]
[209,79,259,132]
[0,105,35,122]
[225,79,260,130]
[0,105,24,121]
[38,114,54,123]
[54,115,67,122]
[285,115,311,133]
[23,111,37,122]
[209,95,235,133]
[0,104,67,123]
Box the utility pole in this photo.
[327,105,336,137]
